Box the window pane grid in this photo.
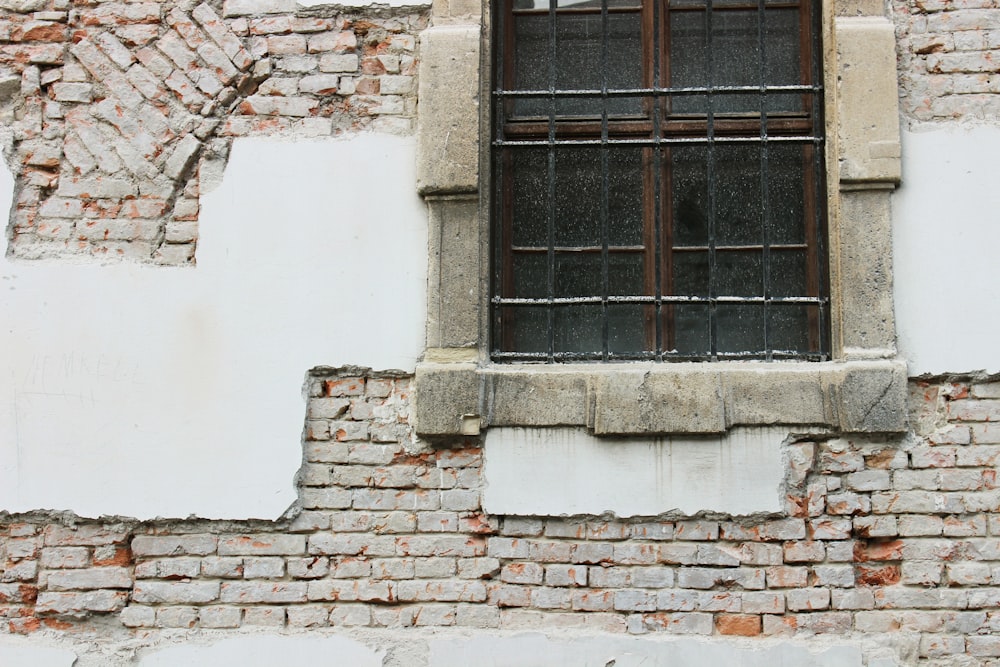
[492,0,828,362]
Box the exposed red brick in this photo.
[857,564,901,586]
[716,613,762,636]
[92,546,131,567]
[854,540,904,562]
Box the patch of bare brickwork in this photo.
[893,0,1000,122]
[3,370,1000,664]
[0,0,424,263]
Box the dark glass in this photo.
[512,11,643,116]
[668,7,801,114]
[510,147,644,248]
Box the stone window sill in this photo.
[414,357,908,437]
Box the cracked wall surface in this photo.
[0,0,996,663]
[0,0,424,263]
[0,372,999,665]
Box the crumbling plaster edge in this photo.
[0,625,914,666]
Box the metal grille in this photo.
[491,0,829,363]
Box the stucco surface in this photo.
[0,134,426,519]
[893,125,1000,375]
[482,426,792,517]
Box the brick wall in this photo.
[894,0,1000,121]
[0,0,424,263]
[3,369,1000,663]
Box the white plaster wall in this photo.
[893,125,1000,375]
[482,427,791,517]
[0,134,426,520]
[140,635,384,666]
[430,634,869,667]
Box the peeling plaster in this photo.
[0,134,426,520]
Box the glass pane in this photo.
[768,303,810,354]
[515,0,640,9]
[668,7,802,114]
[608,252,644,295]
[767,144,806,244]
[671,304,710,355]
[716,250,762,297]
[555,253,602,297]
[672,145,772,248]
[512,252,548,298]
[502,305,549,353]
[511,147,644,247]
[770,249,807,298]
[715,145,762,246]
[510,148,548,247]
[672,251,708,297]
[513,11,642,116]
[716,303,764,354]
[670,147,709,246]
[608,304,647,353]
[554,304,603,353]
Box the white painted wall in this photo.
[0,134,427,520]
[140,635,384,666]
[430,634,869,667]
[483,427,791,517]
[893,125,1000,375]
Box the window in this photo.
[491,0,828,362]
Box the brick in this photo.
[330,557,371,578]
[397,535,485,558]
[813,565,855,587]
[545,564,587,587]
[133,582,220,604]
[456,603,500,628]
[698,591,741,612]
[413,603,456,626]
[221,581,307,604]
[46,568,131,591]
[40,547,89,569]
[397,580,486,602]
[614,543,658,565]
[765,565,808,588]
[742,591,785,614]
[630,522,674,540]
[132,535,217,557]
[120,605,156,628]
[200,606,242,628]
[968,636,1000,657]
[716,613,761,636]
[218,534,304,556]
[614,589,657,612]
[638,611,713,635]
[783,540,825,562]
[243,607,286,625]
[630,566,673,588]
[243,557,285,578]
[156,606,198,628]
[36,591,128,615]
[454,557,498,580]
[287,606,330,627]
[308,533,394,556]
[320,53,359,72]
[695,544,740,566]
[44,525,128,547]
[674,520,718,540]
[786,588,831,611]
[500,562,543,585]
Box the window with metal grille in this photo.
[491,0,828,362]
